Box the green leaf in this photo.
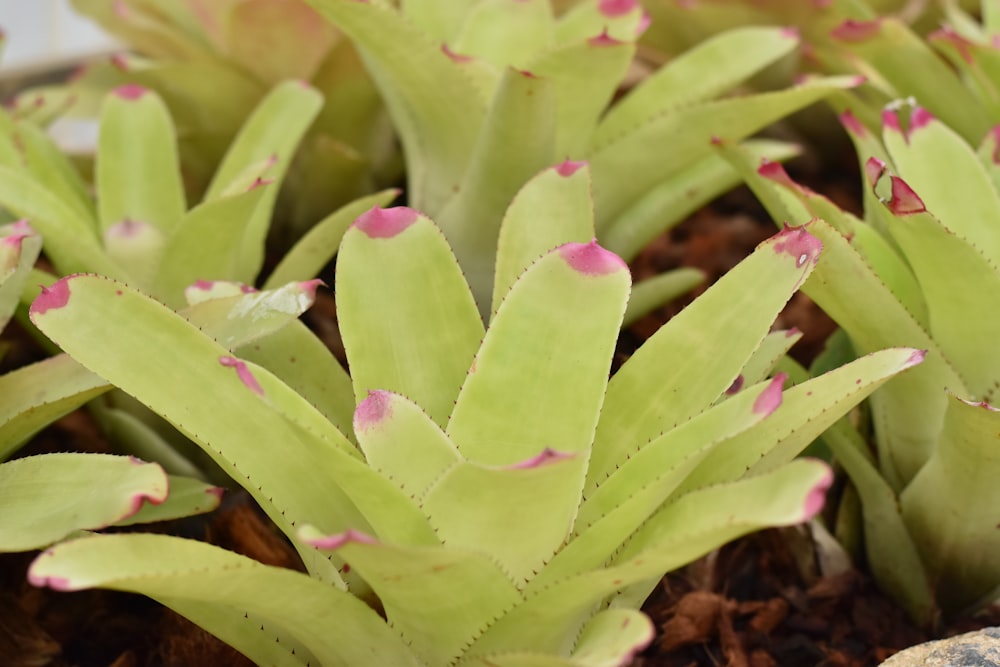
[337,208,484,427]
[450,0,554,69]
[492,160,594,320]
[0,228,42,329]
[590,76,858,229]
[0,454,167,552]
[448,242,629,465]
[883,106,1000,268]
[302,528,519,666]
[96,86,186,235]
[466,460,831,657]
[264,188,399,289]
[554,0,647,45]
[400,0,478,42]
[28,275,434,555]
[153,184,270,308]
[307,0,485,213]
[435,67,557,311]
[115,475,223,526]
[621,269,705,329]
[0,354,109,461]
[901,393,1000,613]
[594,26,802,146]
[354,390,460,501]
[29,533,421,666]
[585,225,822,494]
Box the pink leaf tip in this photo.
[802,463,834,518]
[28,568,72,592]
[904,349,927,369]
[219,356,264,396]
[725,375,744,396]
[113,84,147,100]
[908,106,934,132]
[106,219,147,238]
[882,108,902,134]
[353,206,419,239]
[555,159,587,177]
[30,278,72,317]
[864,157,886,189]
[589,29,624,47]
[505,448,575,470]
[830,18,881,42]
[355,390,392,430]
[753,373,786,416]
[558,240,628,276]
[441,44,474,63]
[771,225,822,269]
[888,176,926,215]
[839,110,867,137]
[781,27,800,40]
[758,160,801,191]
[306,528,378,550]
[599,0,637,16]
[298,278,325,300]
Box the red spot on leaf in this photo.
[558,240,627,276]
[354,206,419,239]
[770,225,822,268]
[830,18,881,42]
[599,0,636,16]
[30,279,72,316]
[506,448,574,470]
[113,84,147,100]
[219,356,264,396]
[355,390,392,429]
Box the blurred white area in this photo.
[0,0,119,74]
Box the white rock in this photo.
[880,627,1000,666]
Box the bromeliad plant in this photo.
[0,221,222,553]
[25,162,922,663]
[718,100,1000,623]
[304,0,860,314]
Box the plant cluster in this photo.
[0,0,996,664]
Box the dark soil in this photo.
[1,153,997,666]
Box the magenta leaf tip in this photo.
[113,83,148,100]
[30,278,72,317]
[306,528,379,550]
[802,463,834,518]
[355,390,393,429]
[219,356,265,396]
[888,177,926,215]
[353,206,419,239]
[555,159,587,177]
[830,18,881,42]
[504,448,575,470]
[599,0,637,16]
[753,373,786,416]
[558,240,628,276]
[771,225,822,268]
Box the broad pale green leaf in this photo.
[114,475,222,526]
[0,166,123,277]
[683,347,925,493]
[8,119,94,223]
[725,329,803,398]
[585,225,822,494]
[526,35,634,157]
[881,201,1000,399]
[96,85,186,235]
[590,76,858,228]
[307,0,486,213]
[154,184,270,308]
[337,207,484,427]
[801,219,968,487]
[901,394,1000,613]
[883,107,1000,268]
[466,460,831,657]
[595,27,802,146]
[451,0,554,69]
[423,451,587,587]
[449,241,629,466]
[0,354,108,461]
[400,0,478,42]
[822,419,935,624]
[264,188,399,289]
[354,390,460,501]
[303,528,519,666]
[0,454,167,552]
[436,67,557,311]
[534,376,785,590]
[459,609,653,667]
[29,533,421,666]
[492,160,595,318]
[28,275,434,553]
[604,140,801,262]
